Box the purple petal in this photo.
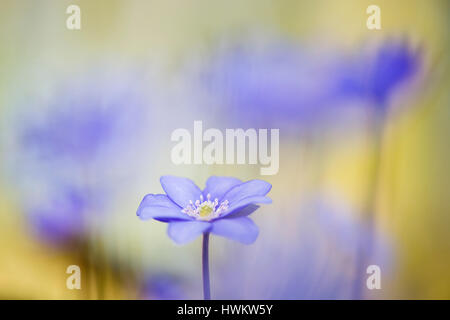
[222,179,272,204]
[167,221,212,244]
[160,175,202,208]
[224,204,260,219]
[211,217,259,244]
[137,194,191,222]
[223,196,272,217]
[202,176,242,201]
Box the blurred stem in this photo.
[77,240,91,300]
[353,109,386,299]
[93,233,106,300]
[202,232,211,300]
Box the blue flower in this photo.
[213,196,391,299]
[333,39,421,109]
[203,39,336,125]
[27,187,86,245]
[137,176,272,244]
[203,35,421,127]
[20,82,145,164]
[367,39,421,106]
[140,274,186,300]
[6,71,150,244]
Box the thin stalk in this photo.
[202,232,211,300]
[352,110,386,299]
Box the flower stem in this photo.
[202,232,211,300]
[352,110,385,299]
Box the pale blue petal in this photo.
[137,194,191,222]
[222,179,272,204]
[202,176,242,201]
[160,175,202,208]
[223,196,272,217]
[167,221,212,244]
[224,204,260,219]
[211,217,259,244]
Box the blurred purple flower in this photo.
[137,176,272,244]
[27,187,86,244]
[20,82,145,164]
[140,274,186,300]
[368,40,421,106]
[22,100,115,162]
[9,73,149,244]
[336,39,421,108]
[214,197,391,299]
[204,40,334,125]
[204,36,421,126]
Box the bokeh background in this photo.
[0,0,449,299]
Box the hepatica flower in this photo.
[214,196,391,299]
[137,176,272,244]
[368,39,421,108]
[204,34,421,128]
[5,71,150,245]
[137,175,272,299]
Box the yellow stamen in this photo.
[199,205,213,217]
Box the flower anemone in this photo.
[5,71,150,246]
[367,39,421,107]
[137,176,272,245]
[203,36,421,128]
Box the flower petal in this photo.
[160,175,202,208]
[223,179,272,203]
[137,194,191,222]
[223,196,272,217]
[224,204,260,219]
[220,179,271,217]
[202,176,242,201]
[211,217,259,244]
[167,221,212,244]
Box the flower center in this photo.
[181,193,229,221]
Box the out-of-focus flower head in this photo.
[367,39,421,107]
[22,96,118,162]
[5,71,151,245]
[203,34,421,128]
[214,196,391,299]
[140,274,186,300]
[335,39,422,109]
[26,187,86,244]
[203,36,334,126]
[20,73,147,167]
